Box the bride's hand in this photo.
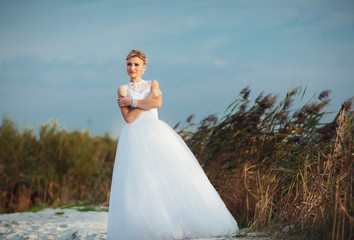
[151,89,162,98]
[117,96,132,108]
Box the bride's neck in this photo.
[130,76,143,83]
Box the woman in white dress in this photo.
[106,50,238,240]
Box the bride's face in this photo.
[126,57,146,78]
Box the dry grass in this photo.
[178,87,353,239]
[0,86,352,239]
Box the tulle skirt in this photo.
[107,113,238,240]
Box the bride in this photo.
[106,49,238,240]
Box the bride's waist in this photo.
[136,109,159,121]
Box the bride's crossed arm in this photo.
[117,80,162,123]
[117,87,143,123]
[136,80,162,110]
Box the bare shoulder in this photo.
[117,85,127,97]
[151,80,159,89]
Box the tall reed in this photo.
[1,86,352,239]
[178,87,353,239]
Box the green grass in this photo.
[76,206,97,212]
[59,203,108,212]
[28,206,46,213]
[76,206,108,212]
[60,203,91,209]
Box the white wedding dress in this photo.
[107,80,238,240]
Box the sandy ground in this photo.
[0,208,270,240]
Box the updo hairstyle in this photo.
[126,49,147,65]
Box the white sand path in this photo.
[0,208,107,240]
[0,208,270,240]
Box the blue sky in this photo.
[1,0,353,136]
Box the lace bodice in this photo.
[124,80,151,100]
[123,80,159,122]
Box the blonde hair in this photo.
[126,49,147,65]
